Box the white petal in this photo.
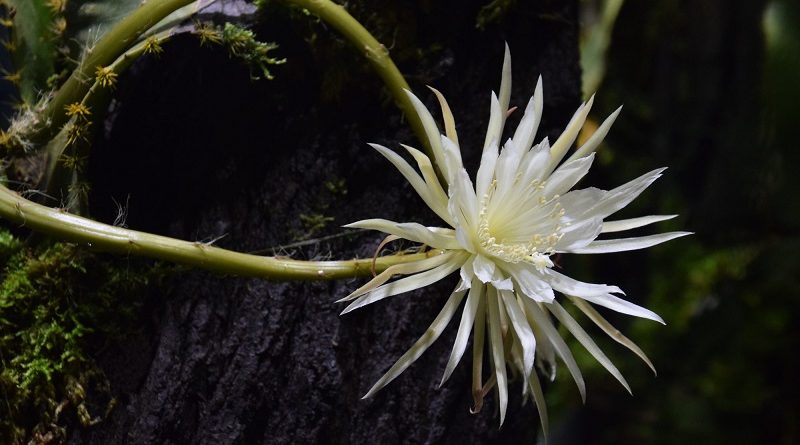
[565,105,622,163]
[458,256,475,291]
[472,254,496,284]
[601,214,677,233]
[337,251,458,303]
[400,144,451,223]
[555,216,604,251]
[578,293,665,324]
[540,268,624,297]
[344,218,461,250]
[428,86,458,146]
[510,76,543,157]
[500,290,537,380]
[441,280,484,386]
[569,297,657,374]
[500,262,555,302]
[547,95,594,173]
[528,366,550,438]
[569,231,692,254]
[498,43,512,124]
[548,300,631,394]
[522,298,586,401]
[362,285,467,398]
[475,139,499,200]
[404,89,449,178]
[543,153,595,198]
[441,134,465,182]
[483,91,503,152]
[342,253,467,314]
[487,287,509,425]
[369,143,451,223]
[585,168,665,219]
[559,187,607,222]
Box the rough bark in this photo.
[74,1,580,443]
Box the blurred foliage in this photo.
[0,228,167,444]
[551,0,799,443]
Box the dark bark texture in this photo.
[74,1,580,443]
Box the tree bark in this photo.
[74,1,580,443]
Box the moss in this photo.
[0,227,168,444]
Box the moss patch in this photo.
[0,227,167,444]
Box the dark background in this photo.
[2,0,798,443]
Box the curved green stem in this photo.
[280,0,434,164]
[30,0,195,147]
[0,184,443,279]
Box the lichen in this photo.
[0,227,168,444]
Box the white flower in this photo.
[342,46,690,431]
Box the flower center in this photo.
[476,179,564,272]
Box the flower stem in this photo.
[0,184,443,280]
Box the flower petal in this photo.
[585,168,666,219]
[569,232,692,254]
[487,287,509,425]
[540,268,624,297]
[428,86,458,146]
[362,284,467,398]
[337,251,458,303]
[344,218,460,250]
[565,105,622,163]
[543,153,595,198]
[441,280,484,386]
[368,143,451,223]
[601,214,677,233]
[570,297,657,374]
[548,300,632,394]
[500,290,537,381]
[342,253,467,314]
[577,293,665,324]
[547,94,594,173]
[522,298,586,401]
[404,89,450,178]
[500,262,555,302]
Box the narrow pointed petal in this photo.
[471,296,487,412]
[601,215,678,233]
[487,287,509,425]
[342,253,467,314]
[578,293,665,324]
[569,232,692,254]
[540,268,624,297]
[369,143,451,222]
[547,95,594,172]
[565,105,622,163]
[337,252,457,303]
[570,297,657,374]
[523,299,586,401]
[363,286,467,398]
[441,134,466,182]
[498,43,512,121]
[500,291,537,380]
[429,86,459,146]
[543,153,595,197]
[548,301,632,394]
[528,368,550,440]
[401,144,451,221]
[512,76,544,157]
[501,262,555,302]
[345,218,460,250]
[586,168,665,219]
[404,89,449,178]
[476,140,499,200]
[555,216,604,251]
[441,280,484,386]
[483,92,503,151]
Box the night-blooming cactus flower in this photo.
[341,46,690,432]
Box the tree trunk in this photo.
[74,1,580,443]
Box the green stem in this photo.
[31,0,195,146]
[0,184,443,280]
[280,0,435,164]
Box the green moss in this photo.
[0,227,168,444]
